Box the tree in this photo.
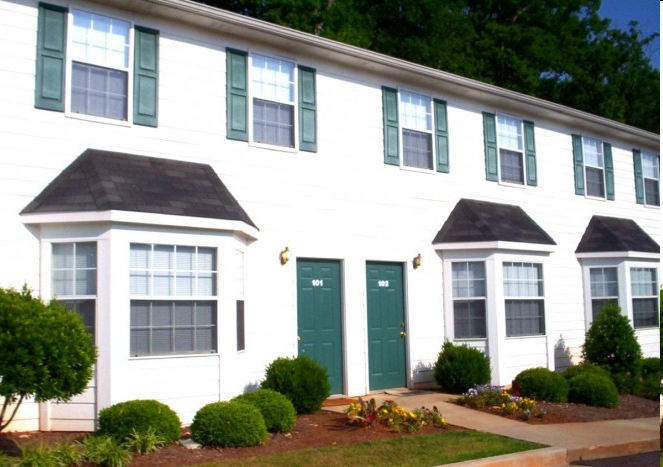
[0,286,97,432]
[201,0,659,133]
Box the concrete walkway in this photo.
[324,390,659,466]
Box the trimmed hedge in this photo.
[513,367,568,402]
[232,389,296,432]
[190,401,268,447]
[97,399,181,444]
[433,341,491,394]
[568,373,619,408]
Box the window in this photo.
[129,244,217,356]
[633,150,660,207]
[52,242,96,336]
[35,3,159,126]
[236,250,245,351]
[382,87,449,172]
[630,268,659,328]
[503,262,545,336]
[483,113,536,185]
[226,48,317,152]
[572,134,614,200]
[452,262,486,338]
[589,267,618,321]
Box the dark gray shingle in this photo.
[576,215,658,253]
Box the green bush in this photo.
[232,389,296,432]
[433,341,491,394]
[190,401,268,447]
[82,435,133,467]
[261,355,331,414]
[568,373,619,408]
[97,399,181,445]
[562,363,612,381]
[636,357,661,400]
[513,367,568,402]
[640,357,660,378]
[582,303,643,383]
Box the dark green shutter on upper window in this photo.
[572,134,585,195]
[382,86,400,166]
[35,3,67,112]
[226,48,248,141]
[632,149,644,204]
[482,112,498,181]
[434,99,449,173]
[133,26,159,127]
[298,65,317,153]
[603,142,614,201]
[523,120,537,186]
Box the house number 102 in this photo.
[311,279,324,287]
[378,280,390,287]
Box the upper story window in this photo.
[589,267,618,321]
[129,244,218,356]
[572,134,614,200]
[226,48,317,152]
[503,262,545,337]
[633,150,660,207]
[482,113,537,186]
[451,262,487,339]
[382,87,449,173]
[52,242,97,336]
[35,3,159,127]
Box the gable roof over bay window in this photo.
[575,215,658,256]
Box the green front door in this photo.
[366,262,406,390]
[297,259,344,394]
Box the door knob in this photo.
[400,331,407,338]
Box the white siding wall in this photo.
[0,0,659,430]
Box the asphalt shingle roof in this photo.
[21,149,257,228]
[575,215,658,254]
[432,198,556,245]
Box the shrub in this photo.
[433,341,491,394]
[568,373,619,408]
[513,367,568,402]
[82,435,133,467]
[261,355,331,414]
[640,357,660,378]
[190,401,268,447]
[582,303,642,381]
[232,389,296,432]
[562,363,612,381]
[97,399,181,445]
[637,357,661,400]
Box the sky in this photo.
[598,0,660,70]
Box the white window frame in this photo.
[502,261,546,337]
[629,267,659,329]
[588,266,619,321]
[582,136,606,199]
[496,114,525,186]
[451,261,487,339]
[248,52,298,151]
[65,7,134,126]
[399,89,435,171]
[641,151,660,208]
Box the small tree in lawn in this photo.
[0,286,97,432]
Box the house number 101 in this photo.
[311,279,324,287]
[378,280,390,287]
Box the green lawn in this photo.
[201,430,545,466]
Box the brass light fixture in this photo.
[412,253,422,269]
[279,246,291,265]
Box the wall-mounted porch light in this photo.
[279,246,291,265]
[412,253,422,269]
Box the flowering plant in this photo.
[345,398,447,432]
[458,384,545,420]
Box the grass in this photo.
[199,430,545,466]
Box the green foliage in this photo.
[562,363,612,381]
[231,388,296,432]
[97,399,181,445]
[9,442,84,467]
[513,367,568,402]
[0,286,98,432]
[261,355,331,414]
[568,373,619,408]
[81,435,133,467]
[582,303,643,383]
[122,427,167,454]
[433,341,491,394]
[345,397,447,432]
[190,401,268,447]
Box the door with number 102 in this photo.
[296,259,343,394]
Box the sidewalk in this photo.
[323,390,659,466]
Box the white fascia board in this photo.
[20,210,260,242]
[575,251,660,260]
[432,241,556,253]
[117,0,660,149]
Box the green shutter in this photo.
[226,48,248,141]
[482,112,498,181]
[133,26,159,127]
[298,65,317,152]
[632,149,644,204]
[603,142,614,201]
[572,134,585,195]
[434,99,449,173]
[35,3,67,111]
[523,120,537,186]
[382,86,400,166]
